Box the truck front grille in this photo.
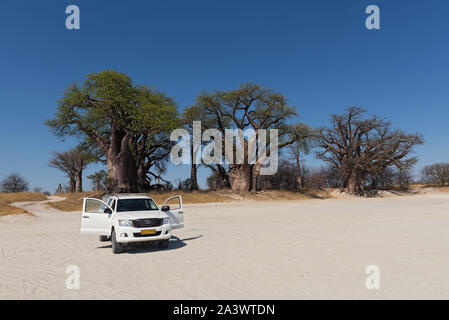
[132,218,163,228]
[133,231,162,238]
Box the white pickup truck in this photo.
[80,194,184,253]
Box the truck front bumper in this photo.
[115,224,172,243]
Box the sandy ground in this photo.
[1,191,449,300]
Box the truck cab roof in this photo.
[103,194,153,202]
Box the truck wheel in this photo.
[111,229,124,254]
[99,235,109,242]
[159,239,170,248]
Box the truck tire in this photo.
[99,235,109,242]
[111,229,124,254]
[159,239,170,248]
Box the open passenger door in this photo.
[161,195,184,229]
[80,198,113,236]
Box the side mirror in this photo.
[104,207,113,214]
[161,205,170,212]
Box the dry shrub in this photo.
[0,192,48,216]
[148,190,232,205]
[47,189,330,212]
[48,191,105,212]
[0,200,30,216]
[48,190,233,212]
[245,189,331,201]
[0,192,48,203]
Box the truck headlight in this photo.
[163,218,170,225]
[118,219,133,227]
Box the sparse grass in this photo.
[407,184,449,192]
[53,191,105,200]
[243,189,331,201]
[0,192,48,217]
[48,191,105,212]
[149,190,233,204]
[0,201,30,216]
[409,184,427,189]
[150,189,332,203]
[0,192,48,203]
[46,189,330,212]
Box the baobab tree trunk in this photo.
[251,166,258,193]
[106,131,140,193]
[69,174,76,193]
[216,164,230,189]
[295,154,302,189]
[209,164,230,189]
[346,176,356,194]
[136,161,150,191]
[75,171,83,192]
[251,161,265,193]
[108,156,139,193]
[228,164,252,192]
[190,164,199,191]
[190,143,199,191]
[345,172,366,195]
[75,159,83,193]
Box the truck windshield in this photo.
[116,199,159,212]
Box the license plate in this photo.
[141,229,157,235]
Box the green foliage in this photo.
[46,70,180,152]
[287,123,319,154]
[87,170,109,191]
[46,70,181,191]
[194,83,296,132]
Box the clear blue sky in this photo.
[0,0,448,192]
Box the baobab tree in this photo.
[46,70,179,192]
[49,149,90,192]
[180,105,203,191]
[87,170,108,191]
[317,107,423,194]
[194,83,313,193]
[285,123,317,189]
[181,104,230,191]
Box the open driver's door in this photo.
[80,198,112,236]
[161,196,184,229]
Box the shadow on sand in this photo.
[96,235,203,254]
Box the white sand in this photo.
[1,191,449,299]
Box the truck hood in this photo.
[115,211,167,220]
